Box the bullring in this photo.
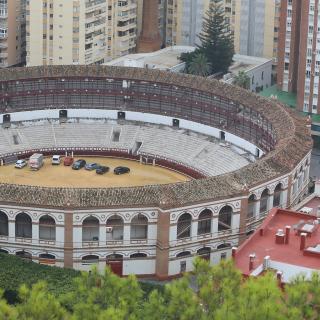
[0,65,312,278]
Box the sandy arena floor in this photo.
[0,157,189,188]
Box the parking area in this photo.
[0,157,189,188]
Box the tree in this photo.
[233,71,251,89]
[198,0,234,74]
[188,52,211,76]
[0,289,17,320]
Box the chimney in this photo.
[231,247,237,259]
[137,0,161,53]
[263,256,270,270]
[259,228,264,236]
[285,226,291,244]
[249,253,255,271]
[300,232,307,250]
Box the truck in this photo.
[29,153,44,170]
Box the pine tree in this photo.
[198,0,234,74]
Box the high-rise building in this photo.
[0,0,26,67]
[234,0,280,62]
[26,0,138,66]
[277,0,319,113]
[159,0,235,47]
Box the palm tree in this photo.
[233,70,250,89]
[188,52,211,77]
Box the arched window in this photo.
[260,189,269,214]
[130,253,147,258]
[106,215,124,241]
[16,251,32,260]
[39,253,56,265]
[197,247,211,260]
[177,213,192,239]
[39,215,56,241]
[218,206,232,231]
[197,209,212,235]
[15,213,32,238]
[273,184,282,207]
[82,216,99,242]
[217,243,231,250]
[0,211,8,236]
[176,251,191,258]
[0,249,8,254]
[247,194,256,219]
[131,214,148,240]
[81,255,99,264]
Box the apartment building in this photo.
[234,0,280,62]
[26,0,137,66]
[0,0,26,67]
[159,0,235,47]
[277,0,320,114]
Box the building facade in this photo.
[26,0,138,66]
[277,0,320,114]
[0,0,26,67]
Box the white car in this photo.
[15,159,27,169]
[51,155,61,165]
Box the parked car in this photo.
[72,159,86,170]
[114,166,130,175]
[96,166,109,175]
[85,163,100,171]
[51,155,61,165]
[63,156,74,166]
[15,159,27,169]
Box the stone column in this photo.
[123,223,131,245]
[32,222,39,245]
[155,209,170,279]
[267,193,274,211]
[239,191,249,244]
[64,211,73,268]
[191,220,198,239]
[8,219,15,242]
[99,225,106,247]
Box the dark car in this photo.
[114,166,130,175]
[96,166,109,175]
[72,159,86,170]
[85,163,100,171]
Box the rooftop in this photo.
[104,46,195,71]
[228,54,272,75]
[259,85,297,108]
[235,208,320,282]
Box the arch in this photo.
[218,206,232,231]
[39,215,56,241]
[0,211,8,236]
[273,183,283,207]
[81,255,99,264]
[217,243,232,249]
[197,247,211,260]
[16,251,32,260]
[130,214,148,240]
[177,212,192,239]
[130,253,147,258]
[176,251,191,258]
[106,215,124,241]
[259,189,269,214]
[39,253,55,260]
[15,212,32,238]
[0,248,8,254]
[197,209,212,235]
[82,216,99,242]
[247,194,256,219]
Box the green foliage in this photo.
[188,52,211,76]
[233,70,251,89]
[198,0,234,74]
[1,254,320,319]
[0,253,80,300]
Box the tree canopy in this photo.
[0,256,320,319]
[233,70,251,89]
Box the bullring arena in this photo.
[0,65,312,278]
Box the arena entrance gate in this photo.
[106,254,123,276]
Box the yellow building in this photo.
[0,0,26,67]
[26,0,138,66]
[234,0,280,62]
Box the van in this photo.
[52,155,61,165]
[29,153,44,170]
